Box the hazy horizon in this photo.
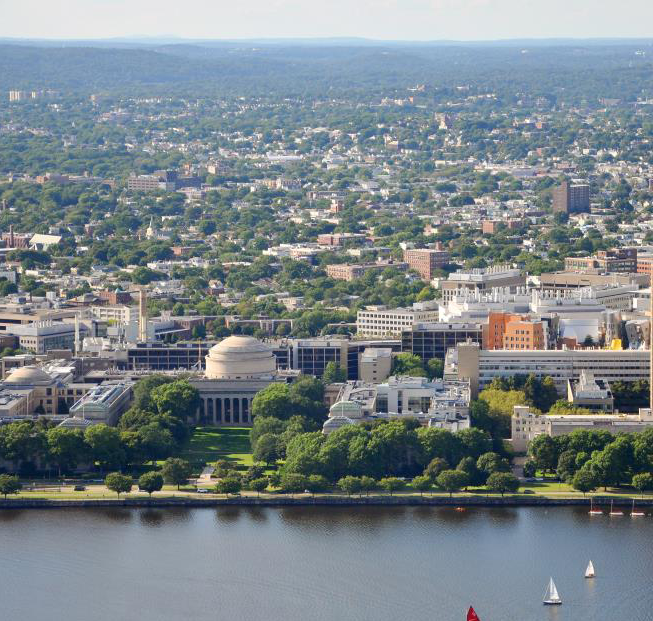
[1,0,653,42]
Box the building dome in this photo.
[204,335,276,380]
[5,366,54,385]
[329,400,363,419]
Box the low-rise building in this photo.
[356,302,439,337]
[511,405,653,452]
[68,381,134,425]
[566,371,614,412]
[564,248,637,274]
[439,266,526,302]
[449,341,650,397]
[326,261,407,282]
[322,376,471,434]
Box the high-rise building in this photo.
[552,181,590,214]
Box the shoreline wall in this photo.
[0,495,651,510]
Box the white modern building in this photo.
[322,375,471,434]
[449,341,650,397]
[356,302,439,337]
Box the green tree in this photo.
[305,474,329,496]
[253,433,280,466]
[412,474,432,496]
[161,457,192,490]
[132,375,173,412]
[215,476,242,496]
[105,472,132,497]
[556,450,578,482]
[436,470,469,497]
[291,376,325,403]
[0,421,46,470]
[456,456,482,487]
[418,428,462,466]
[379,477,405,496]
[248,477,269,496]
[0,474,21,499]
[392,353,425,375]
[456,428,493,459]
[572,466,598,496]
[424,457,449,481]
[46,427,87,476]
[427,358,444,379]
[280,472,308,495]
[250,416,285,450]
[137,423,175,465]
[486,472,520,496]
[476,452,510,483]
[522,460,537,478]
[338,475,362,496]
[359,476,377,496]
[323,361,347,384]
[632,472,653,498]
[85,424,124,472]
[151,380,200,421]
[138,471,164,496]
[528,434,558,474]
[251,384,293,420]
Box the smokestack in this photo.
[139,288,147,343]
[74,313,80,355]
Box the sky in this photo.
[1,0,652,42]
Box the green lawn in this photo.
[181,427,253,471]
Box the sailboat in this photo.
[467,606,481,621]
[631,499,645,517]
[585,560,595,578]
[589,497,603,515]
[543,577,562,605]
[609,499,624,516]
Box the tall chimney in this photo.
[139,288,147,342]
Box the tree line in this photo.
[0,377,200,476]
[527,428,653,495]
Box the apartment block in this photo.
[552,181,590,214]
[403,246,450,280]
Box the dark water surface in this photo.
[0,506,651,621]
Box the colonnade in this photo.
[198,396,253,425]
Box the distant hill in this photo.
[0,42,651,100]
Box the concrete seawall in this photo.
[0,495,651,510]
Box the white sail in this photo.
[543,577,562,604]
[585,560,595,578]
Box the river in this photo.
[0,506,651,621]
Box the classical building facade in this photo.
[189,335,295,427]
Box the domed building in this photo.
[204,336,276,380]
[190,335,296,427]
[0,365,61,417]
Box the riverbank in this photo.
[1,493,652,510]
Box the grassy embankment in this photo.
[6,428,653,501]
